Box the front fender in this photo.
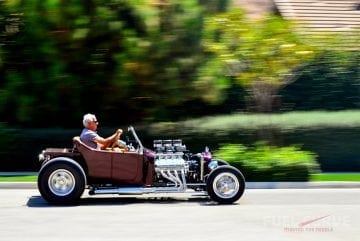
[216,159,230,166]
[207,159,230,172]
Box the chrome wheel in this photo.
[48,169,76,196]
[212,172,240,199]
[207,166,245,204]
[38,161,85,204]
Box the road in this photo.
[0,188,359,241]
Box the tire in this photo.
[38,161,85,205]
[206,166,245,204]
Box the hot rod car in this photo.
[37,126,245,204]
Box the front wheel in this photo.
[206,166,245,204]
[38,161,85,205]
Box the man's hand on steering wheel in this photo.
[110,129,122,149]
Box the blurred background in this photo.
[0,0,359,180]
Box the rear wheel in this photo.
[206,166,245,204]
[38,162,85,205]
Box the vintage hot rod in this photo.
[37,126,245,204]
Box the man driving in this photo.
[80,113,124,150]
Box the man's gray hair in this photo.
[83,113,96,127]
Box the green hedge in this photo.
[151,111,360,172]
[213,143,319,181]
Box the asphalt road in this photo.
[0,188,359,241]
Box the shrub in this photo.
[213,142,319,181]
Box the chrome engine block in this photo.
[154,153,186,172]
[153,140,188,188]
[153,139,187,171]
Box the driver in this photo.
[80,113,126,150]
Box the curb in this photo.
[0,172,38,176]
[0,182,37,189]
[0,181,359,189]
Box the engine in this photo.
[153,140,187,171]
[153,139,188,188]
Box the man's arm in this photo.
[94,129,122,149]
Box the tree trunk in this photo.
[248,81,279,112]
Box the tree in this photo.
[119,0,224,121]
[200,9,315,112]
[0,0,232,126]
[281,49,360,110]
[0,0,146,126]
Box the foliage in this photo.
[151,110,360,134]
[121,0,205,121]
[150,111,360,173]
[0,0,148,126]
[214,143,319,181]
[0,1,359,128]
[0,124,19,170]
[281,49,360,110]
[200,9,315,112]
[199,0,230,14]
[1,112,359,172]
[0,0,230,127]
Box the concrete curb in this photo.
[0,172,38,176]
[0,181,359,189]
[0,182,37,189]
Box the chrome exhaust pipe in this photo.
[90,169,189,196]
[92,187,155,195]
[90,186,188,195]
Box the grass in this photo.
[0,175,37,182]
[150,110,360,134]
[310,173,360,182]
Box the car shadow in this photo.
[26,194,234,208]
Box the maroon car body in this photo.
[37,126,245,204]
